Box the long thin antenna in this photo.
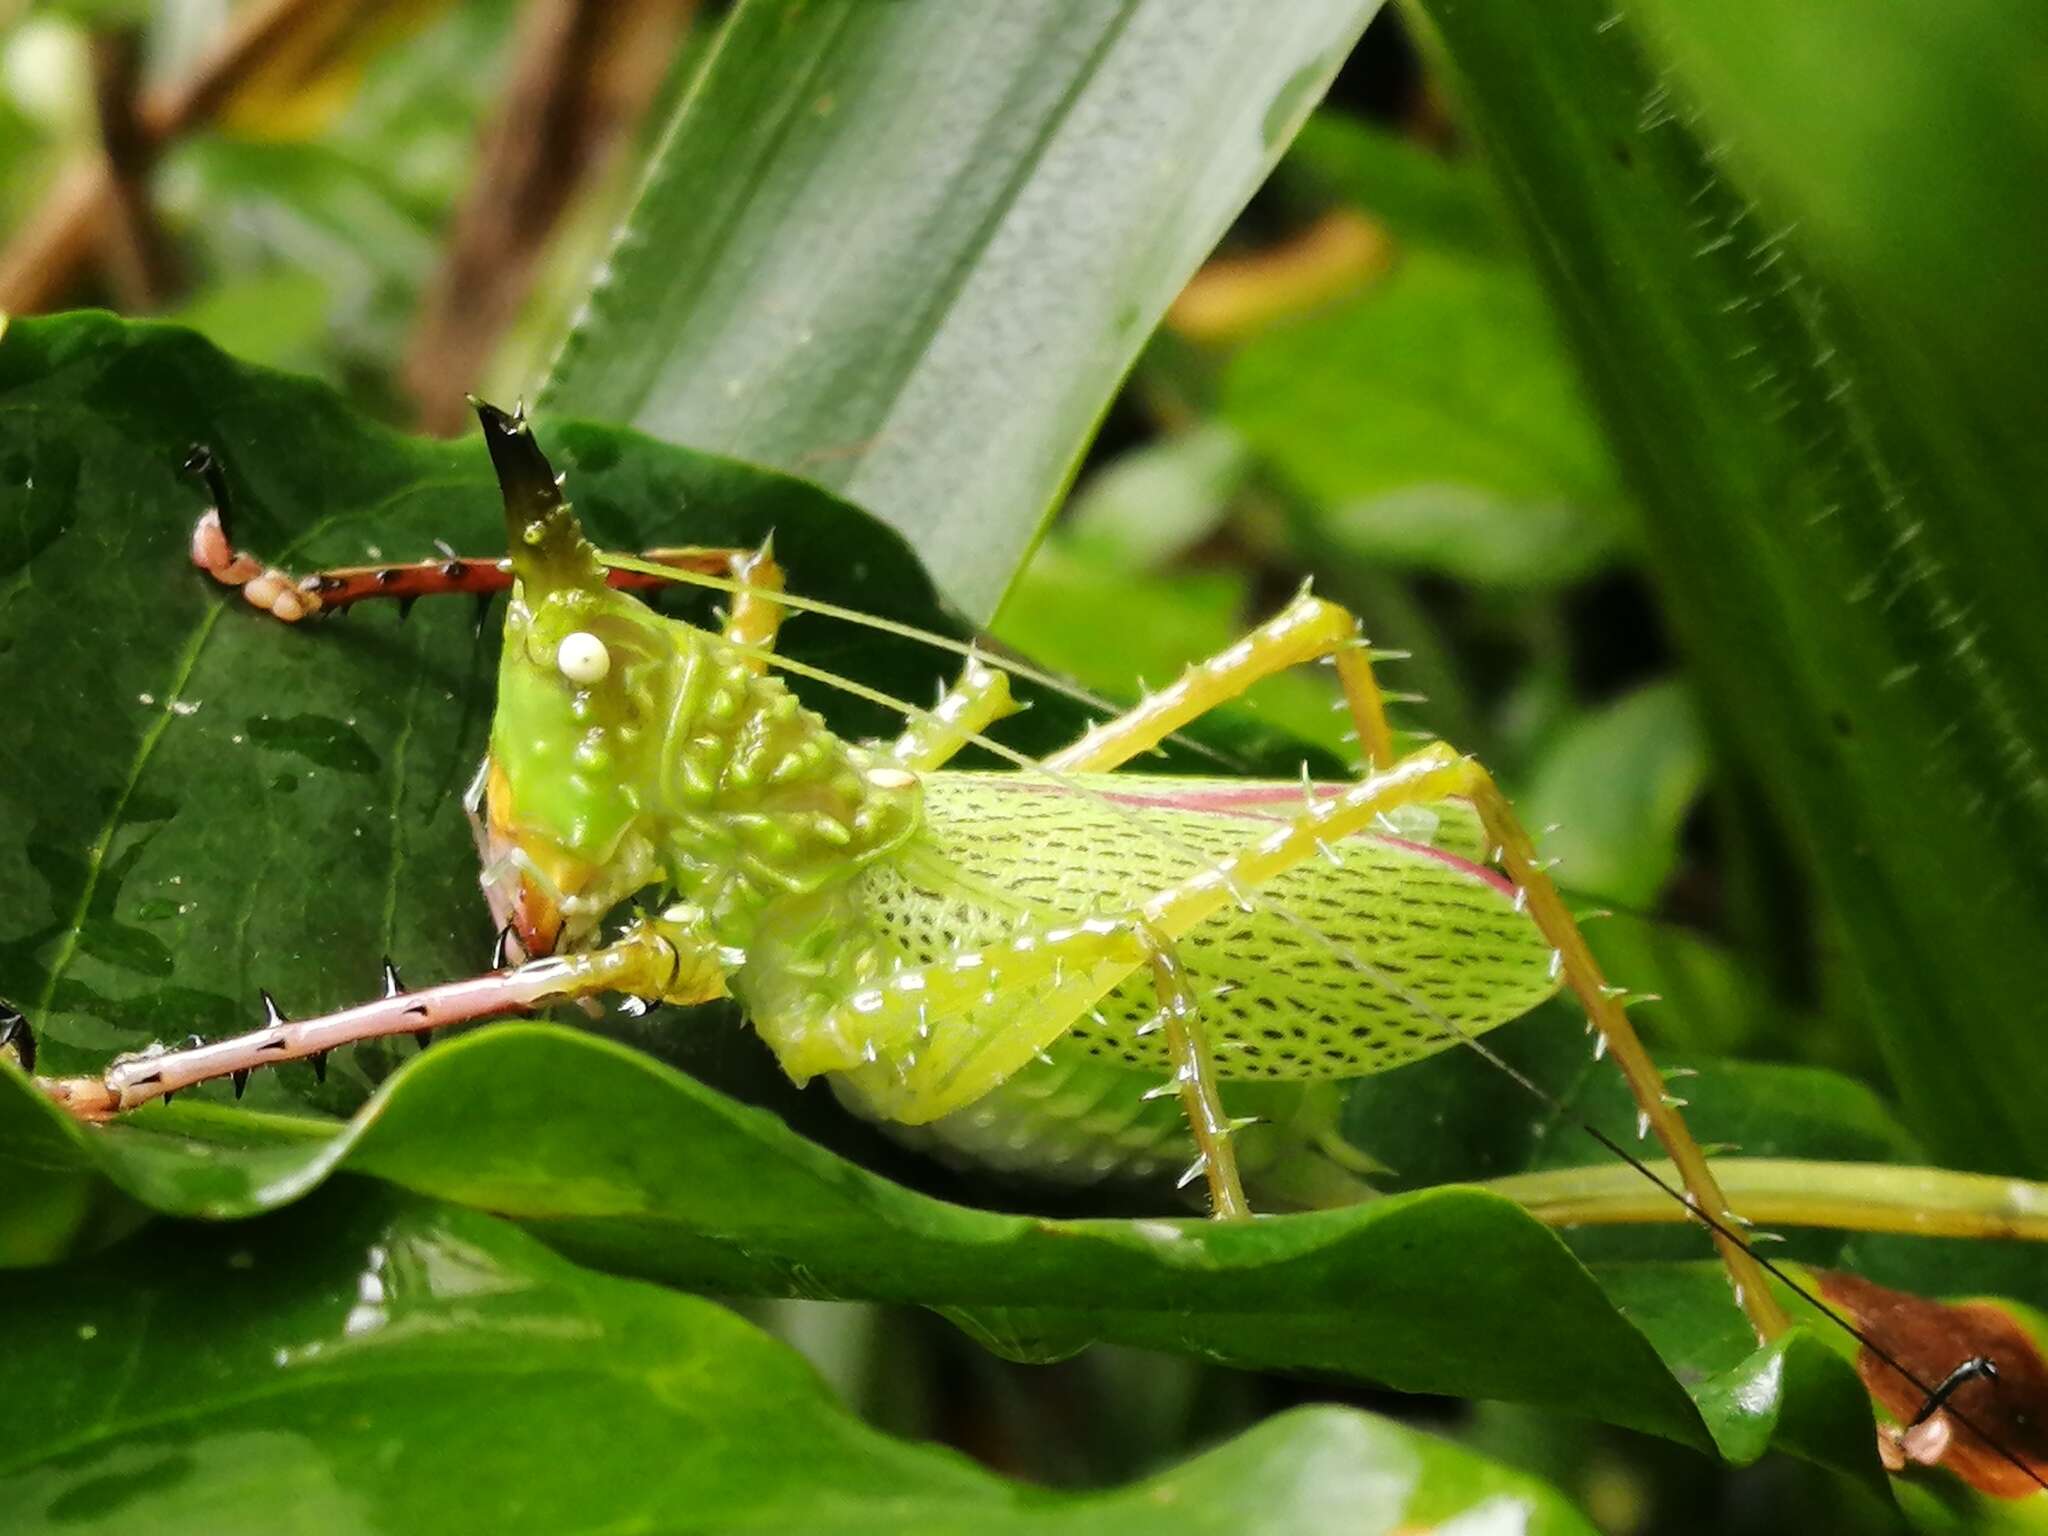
[599,552,1252,771]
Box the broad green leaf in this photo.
[1410,0,2048,1174]
[1058,425,1250,571]
[1283,112,1509,261]
[540,0,1383,619]
[0,1027,1885,1482]
[1626,0,2048,562]
[1521,683,1707,909]
[1224,249,1627,587]
[0,1188,1607,1536]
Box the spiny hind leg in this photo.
[29,911,728,1122]
[1436,755,1790,1340]
[856,741,1783,1334]
[1141,922,1250,1217]
[1045,590,1788,1337]
[1123,735,1786,1339]
[1130,740,1788,1337]
[1047,586,1399,774]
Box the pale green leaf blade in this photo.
[1224,250,1628,588]
[1409,0,2048,1174]
[541,0,1382,619]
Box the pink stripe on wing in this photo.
[990,776,1516,897]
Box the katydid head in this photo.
[472,400,684,957]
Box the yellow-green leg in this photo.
[887,656,1019,770]
[1046,585,1399,774]
[1020,592,1785,1338]
[680,540,786,667]
[1141,920,1251,1217]
[1020,588,1394,1221]
[1449,760,1789,1337]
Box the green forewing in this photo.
[864,773,1556,1081]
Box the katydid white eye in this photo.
[557,631,610,685]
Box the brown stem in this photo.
[402,0,694,432]
[0,0,359,312]
[91,28,179,310]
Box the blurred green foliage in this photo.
[2,1,2046,1531]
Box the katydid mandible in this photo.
[26,401,1787,1342]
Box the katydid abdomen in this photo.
[738,771,1560,1194]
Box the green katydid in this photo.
[25,399,1784,1333]
[13,400,2048,1496]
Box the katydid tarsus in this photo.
[13,403,2048,1494]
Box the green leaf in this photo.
[539,0,1382,619]
[1223,249,1627,587]
[1626,0,2048,530]
[1522,683,1707,909]
[0,1188,1607,1535]
[1409,0,2048,1174]
[1058,424,1250,571]
[0,1027,1889,1481]
[1285,112,1511,261]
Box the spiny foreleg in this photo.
[30,915,722,1122]
[184,442,783,631]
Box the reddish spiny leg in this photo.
[183,443,784,623]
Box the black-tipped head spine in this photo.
[0,1002,34,1074]
[472,398,603,595]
